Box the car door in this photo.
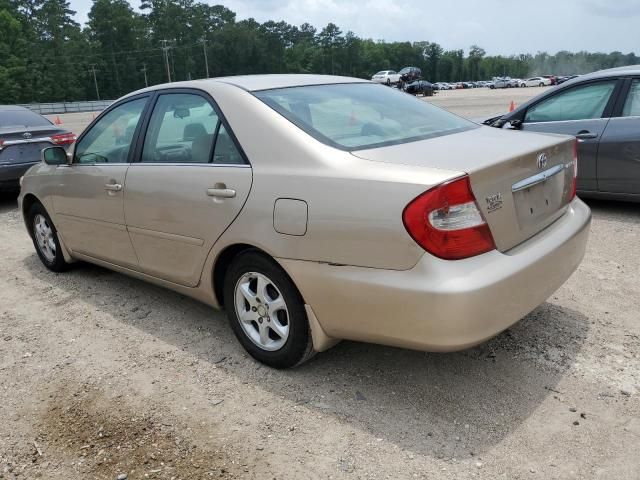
[52,96,148,267]
[519,79,620,192]
[597,78,640,195]
[124,90,252,287]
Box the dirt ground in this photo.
[2,88,639,479]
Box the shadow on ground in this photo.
[0,191,18,214]
[23,246,591,459]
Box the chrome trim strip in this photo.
[0,137,53,149]
[512,164,564,193]
[127,225,205,246]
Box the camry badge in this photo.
[537,153,548,170]
[485,193,503,213]
[22,132,32,139]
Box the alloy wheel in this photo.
[234,272,290,351]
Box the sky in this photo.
[67,0,640,56]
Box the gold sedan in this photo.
[19,75,591,368]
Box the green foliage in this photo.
[0,0,637,103]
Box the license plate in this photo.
[513,170,565,227]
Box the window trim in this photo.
[72,93,151,165]
[131,87,250,167]
[522,78,625,124]
[611,77,640,118]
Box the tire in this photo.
[223,250,314,368]
[27,202,70,272]
[386,78,391,86]
[539,83,544,87]
[490,85,495,89]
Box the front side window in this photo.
[524,81,617,123]
[142,93,219,164]
[622,79,640,117]
[74,98,147,164]
[255,83,475,150]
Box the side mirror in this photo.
[41,146,69,166]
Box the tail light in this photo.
[51,132,76,146]
[402,176,496,260]
[570,139,578,200]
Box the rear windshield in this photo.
[255,83,476,150]
[0,110,51,128]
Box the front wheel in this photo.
[27,202,70,272]
[223,251,314,368]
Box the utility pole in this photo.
[88,64,100,100]
[160,40,172,82]
[201,37,209,78]
[141,63,148,87]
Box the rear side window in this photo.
[255,83,475,150]
[622,79,640,117]
[524,81,617,123]
[142,93,219,164]
[0,110,51,128]
[141,92,245,165]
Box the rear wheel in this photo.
[27,202,70,272]
[223,251,313,368]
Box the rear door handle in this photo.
[206,188,236,198]
[575,131,598,140]
[104,183,122,192]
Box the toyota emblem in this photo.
[537,153,548,170]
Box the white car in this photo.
[371,70,401,85]
[519,77,552,87]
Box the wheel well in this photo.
[213,244,264,308]
[21,194,40,231]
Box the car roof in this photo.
[145,74,369,94]
[566,64,640,83]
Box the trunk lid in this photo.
[0,126,65,165]
[352,126,576,252]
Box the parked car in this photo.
[489,78,511,89]
[0,106,76,190]
[542,75,558,85]
[398,66,422,83]
[484,65,640,201]
[19,75,590,368]
[404,80,434,96]
[371,70,401,85]
[519,77,552,87]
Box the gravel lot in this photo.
[2,87,639,479]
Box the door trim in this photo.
[127,225,204,246]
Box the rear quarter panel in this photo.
[205,83,461,270]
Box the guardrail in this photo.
[18,100,114,115]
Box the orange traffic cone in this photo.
[509,101,516,112]
[54,115,62,125]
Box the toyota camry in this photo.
[18,75,591,368]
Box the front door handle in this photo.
[104,183,122,192]
[575,131,598,140]
[207,187,236,198]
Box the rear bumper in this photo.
[279,198,591,351]
[0,162,38,189]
